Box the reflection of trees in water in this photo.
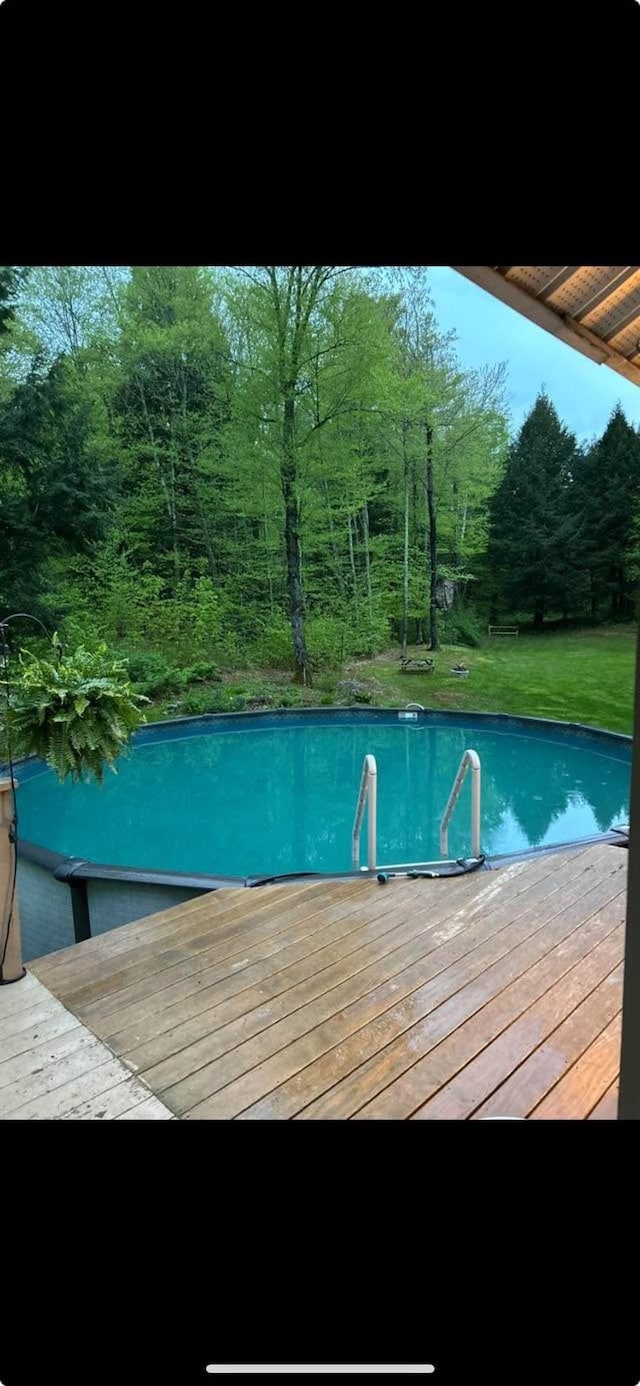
[485,736,630,847]
[579,760,629,833]
[444,729,509,853]
[497,739,572,846]
[168,728,628,864]
[379,723,495,861]
[22,722,632,874]
[402,725,511,859]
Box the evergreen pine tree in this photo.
[572,405,640,619]
[488,392,578,626]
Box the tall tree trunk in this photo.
[401,440,410,660]
[323,480,345,598]
[412,469,419,548]
[347,513,359,620]
[361,502,373,621]
[169,459,180,588]
[610,566,619,617]
[460,497,468,551]
[426,422,439,651]
[282,394,311,685]
[534,605,544,629]
[179,363,217,582]
[265,520,275,618]
[137,376,179,585]
[452,475,460,573]
[262,482,275,618]
[192,485,217,581]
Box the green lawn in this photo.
[350,626,637,735]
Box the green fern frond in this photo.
[7,636,147,784]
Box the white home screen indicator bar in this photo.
[205,1368,436,1376]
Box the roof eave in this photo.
[452,265,640,388]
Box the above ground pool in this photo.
[15,709,631,880]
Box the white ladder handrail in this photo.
[351,754,378,871]
[439,749,481,858]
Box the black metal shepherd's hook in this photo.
[0,611,51,653]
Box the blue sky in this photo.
[426,267,640,445]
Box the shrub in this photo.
[177,661,221,686]
[181,687,247,715]
[118,650,180,698]
[314,671,339,698]
[307,612,391,668]
[190,577,225,653]
[348,612,391,657]
[337,679,373,705]
[307,616,348,669]
[440,607,483,649]
[8,638,148,782]
[272,688,302,708]
[249,618,294,670]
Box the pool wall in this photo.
[11,707,631,961]
[17,851,209,963]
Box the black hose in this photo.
[246,856,488,888]
[245,870,326,888]
[377,855,487,884]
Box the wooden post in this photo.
[0,777,25,984]
[618,627,640,1117]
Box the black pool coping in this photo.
[9,705,632,898]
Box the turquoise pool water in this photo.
[15,712,631,878]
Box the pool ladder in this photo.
[351,748,482,872]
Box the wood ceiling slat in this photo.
[574,267,639,321]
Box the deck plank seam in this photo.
[158,870,626,1119]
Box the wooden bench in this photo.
[488,625,518,637]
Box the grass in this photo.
[140,625,637,736]
[349,626,637,735]
[5,625,634,774]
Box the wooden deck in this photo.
[26,841,627,1119]
[0,971,174,1119]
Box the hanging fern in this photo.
[6,638,149,783]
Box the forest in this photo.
[1,265,639,718]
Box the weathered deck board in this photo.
[588,1079,619,1119]
[98,874,469,1047]
[29,844,627,1120]
[0,972,173,1120]
[530,1014,622,1119]
[471,956,623,1120]
[103,869,490,1060]
[415,944,623,1120]
[290,848,625,1121]
[322,896,625,1122]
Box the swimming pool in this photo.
[16,707,631,879]
[12,707,631,961]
